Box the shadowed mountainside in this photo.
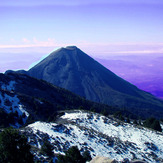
[1,72,124,125]
[14,46,163,118]
[96,55,163,99]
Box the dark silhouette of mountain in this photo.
[15,46,163,118]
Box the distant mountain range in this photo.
[13,46,163,119]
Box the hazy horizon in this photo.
[1,0,163,98]
[1,0,163,63]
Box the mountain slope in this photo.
[96,56,163,99]
[24,110,163,163]
[0,71,122,127]
[23,46,163,119]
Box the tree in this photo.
[143,117,162,132]
[100,109,108,116]
[40,141,54,157]
[0,128,34,163]
[126,117,130,123]
[82,150,92,162]
[57,146,84,163]
[119,114,124,121]
[151,119,162,132]
[133,119,138,125]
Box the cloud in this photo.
[32,37,57,47]
[22,38,30,43]
[112,50,163,54]
[0,38,57,49]
[0,40,163,56]
[74,42,163,58]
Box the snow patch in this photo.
[26,111,163,162]
[1,81,16,91]
[61,112,163,151]
[19,104,29,117]
[0,87,29,126]
[0,92,29,117]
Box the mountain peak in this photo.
[65,46,78,50]
[26,46,163,118]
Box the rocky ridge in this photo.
[23,110,163,163]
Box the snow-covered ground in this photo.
[62,111,163,149]
[0,81,29,126]
[27,111,163,163]
[1,80,16,92]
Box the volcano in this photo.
[17,46,163,118]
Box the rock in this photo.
[121,158,130,163]
[130,160,147,163]
[90,156,118,163]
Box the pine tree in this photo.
[40,141,54,157]
[126,117,130,123]
[82,150,92,162]
[143,117,162,132]
[0,128,34,163]
[57,146,84,163]
[133,119,138,125]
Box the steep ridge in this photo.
[23,46,163,118]
[0,72,121,126]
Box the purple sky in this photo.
[0,0,163,72]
